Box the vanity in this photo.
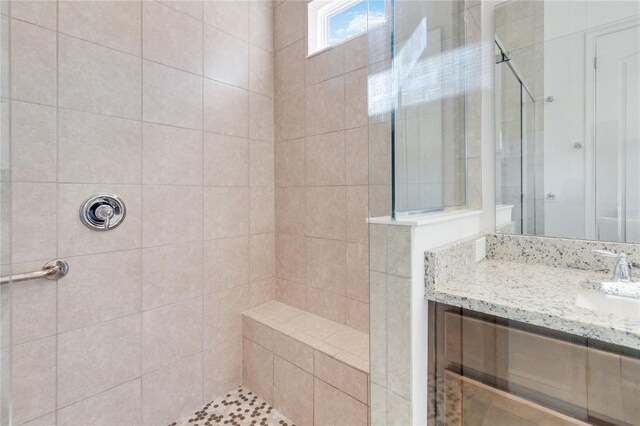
[425,234,640,426]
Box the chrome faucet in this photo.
[592,250,632,283]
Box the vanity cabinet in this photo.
[431,303,640,426]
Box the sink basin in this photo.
[576,290,640,319]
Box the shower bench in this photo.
[242,301,369,426]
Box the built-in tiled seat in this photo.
[242,301,369,426]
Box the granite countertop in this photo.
[425,259,640,350]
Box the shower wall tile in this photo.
[142,297,203,374]
[273,0,305,51]
[142,123,202,186]
[58,0,142,56]
[10,0,57,30]
[345,127,368,186]
[142,185,202,247]
[305,186,346,240]
[58,109,142,184]
[274,39,305,97]
[275,187,305,235]
[275,88,305,141]
[143,1,203,75]
[345,68,368,129]
[10,20,56,105]
[274,356,314,426]
[143,60,203,129]
[313,378,368,426]
[143,242,203,311]
[203,0,249,42]
[11,183,57,264]
[142,353,204,425]
[10,101,56,183]
[56,379,142,426]
[243,337,275,403]
[305,76,345,136]
[57,314,142,407]
[305,131,345,186]
[275,139,305,187]
[204,79,249,137]
[305,43,345,85]
[203,133,250,187]
[58,35,142,120]
[204,25,249,88]
[58,250,142,332]
[9,0,275,423]
[11,337,56,426]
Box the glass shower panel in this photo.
[392,1,466,216]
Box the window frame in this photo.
[308,0,368,56]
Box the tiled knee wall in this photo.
[242,317,369,425]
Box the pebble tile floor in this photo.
[170,387,296,426]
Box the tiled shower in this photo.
[2,0,371,424]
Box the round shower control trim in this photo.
[80,194,127,231]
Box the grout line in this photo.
[200,0,206,405]
[139,0,144,419]
[54,0,60,420]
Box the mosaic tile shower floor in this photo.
[170,387,295,426]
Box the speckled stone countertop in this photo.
[425,259,640,350]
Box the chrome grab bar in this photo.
[0,260,69,285]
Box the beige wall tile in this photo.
[386,275,412,399]
[275,139,305,187]
[58,250,142,333]
[12,183,57,264]
[306,238,345,295]
[243,337,274,404]
[387,225,412,277]
[250,45,274,96]
[275,89,305,141]
[275,187,305,235]
[142,353,203,425]
[203,237,249,294]
[274,39,305,97]
[143,61,202,130]
[305,288,346,324]
[204,337,243,401]
[143,185,202,246]
[305,77,345,136]
[204,25,249,88]
[345,126,368,185]
[346,298,369,334]
[57,379,142,426]
[22,412,57,426]
[11,266,57,345]
[346,242,369,303]
[250,93,274,142]
[369,224,387,273]
[59,109,142,184]
[203,187,250,239]
[142,297,202,374]
[344,34,367,73]
[275,279,306,310]
[281,311,345,341]
[143,242,203,311]
[250,278,275,307]
[313,378,368,426]
[59,0,141,56]
[250,233,275,282]
[203,0,249,41]
[249,1,273,52]
[58,184,142,257]
[251,187,275,234]
[369,271,387,386]
[344,68,368,129]
[274,357,313,425]
[243,315,274,350]
[306,186,345,240]
[324,327,369,360]
[368,121,392,185]
[305,131,346,186]
[204,79,249,137]
[273,331,313,373]
[12,337,56,425]
[275,234,306,283]
[159,1,202,20]
[11,20,56,105]
[250,140,275,187]
[10,0,56,30]
[57,314,141,407]
[204,285,250,348]
[11,101,56,182]
[305,44,345,86]
[346,185,368,243]
[273,0,305,51]
[143,1,202,74]
[142,123,202,185]
[59,35,141,119]
[204,133,249,187]
[314,350,368,403]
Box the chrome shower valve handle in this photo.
[80,194,126,231]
